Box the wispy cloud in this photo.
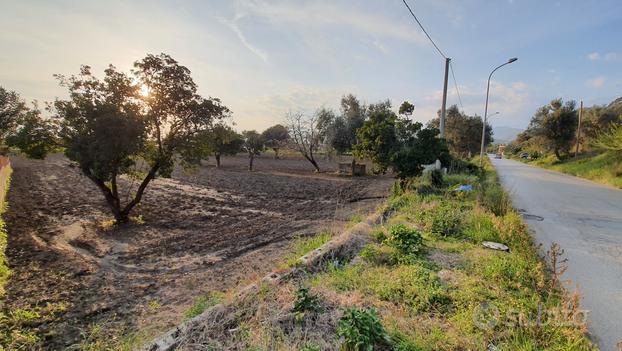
[587,52,619,61]
[235,1,428,44]
[586,76,606,88]
[217,15,268,63]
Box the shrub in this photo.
[384,224,423,258]
[448,158,478,174]
[426,203,463,237]
[479,185,512,216]
[292,287,322,320]
[360,243,398,266]
[463,209,501,243]
[337,307,391,351]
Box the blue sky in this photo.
[1,0,621,132]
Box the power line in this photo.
[401,0,447,59]
[449,62,464,111]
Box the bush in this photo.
[423,169,444,188]
[384,224,423,258]
[360,243,399,266]
[463,209,500,243]
[448,158,478,174]
[479,184,512,217]
[337,307,391,351]
[426,203,463,237]
[292,287,322,320]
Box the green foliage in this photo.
[292,287,322,320]
[10,54,230,223]
[398,101,414,117]
[425,202,463,238]
[391,128,451,179]
[478,182,512,217]
[428,105,493,158]
[592,116,622,152]
[463,209,501,243]
[301,342,321,351]
[528,151,622,188]
[444,173,478,187]
[337,308,391,351]
[282,231,332,268]
[7,108,57,159]
[0,86,26,143]
[261,124,289,156]
[447,157,479,175]
[184,291,224,320]
[384,224,423,258]
[198,123,243,166]
[353,109,401,173]
[354,109,450,178]
[522,98,578,160]
[242,130,264,156]
[326,264,449,313]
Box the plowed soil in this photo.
[3,153,392,349]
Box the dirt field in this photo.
[3,153,393,349]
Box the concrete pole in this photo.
[440,57,450,138]
[575,100,583,157]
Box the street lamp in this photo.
[479,58,518,168]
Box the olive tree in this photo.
[242,130,264,171]
[526,99,577,160]
[14,54,229,223]
[199,123,243,167]
[261,124,289,159]
[0,86,26,147]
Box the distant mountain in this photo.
[607,96,622,115]
[493,126,524,144]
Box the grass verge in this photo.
[524,151,622,188]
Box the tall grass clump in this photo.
[282,230,333,267]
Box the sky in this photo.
[1,0,621,132]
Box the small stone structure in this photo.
[338,162,366,176]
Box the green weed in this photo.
[337,307,391,351]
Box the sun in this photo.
[139,84,150,97]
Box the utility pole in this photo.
[440,57,450,138]
[575,100,583,157]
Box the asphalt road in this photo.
[491,156,622,351]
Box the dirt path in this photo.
[3,153,392,349]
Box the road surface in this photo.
[491,156,622,351]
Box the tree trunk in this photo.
[554,148,562,160]
[309,157,320,172]
[273,148,279,159]
[83,170,127,223]
[351,158,356,175]
[249,154,254,171]
[119,161,160,220]
[215,154,221,168]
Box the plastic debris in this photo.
[454,184,473,192]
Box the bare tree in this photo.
[286,111,321,172]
